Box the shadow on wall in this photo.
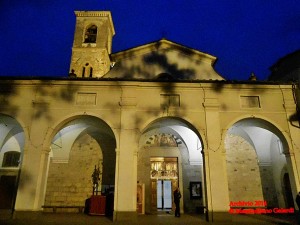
[0,79,80,121]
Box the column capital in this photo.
[203,98,220,110]
[119,97,137,107]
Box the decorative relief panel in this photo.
[160,94,180,108]
[76,92,97,105]
[119,97,137,107]
[202,98,219,109]
[150,157,178,180]
[145,133,182,147]
[240,96,261,108]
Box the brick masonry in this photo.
[225,134,264,202]
[44,133,103,211]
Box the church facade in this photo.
[0,11,300,222]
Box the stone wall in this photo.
[225,134,264,202]
[259,165,278,207]
[182,163,202,213]
[44,133,102,211]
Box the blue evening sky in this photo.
[0,0,299,80]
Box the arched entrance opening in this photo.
[0,114,25,211]
[44,116,116,213]
[138,117,205,215]
[225,118,296,208]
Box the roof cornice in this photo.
[111,39,217,65]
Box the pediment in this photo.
[104,39,225,80]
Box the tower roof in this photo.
[74,11,115,35]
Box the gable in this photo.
[104,39,225,81]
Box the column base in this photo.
[12,210,43,220]
[207,211,232,222]
[113,211,137,222]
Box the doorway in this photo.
[0,176,17,209]
[283,173,295,208]
[157,180,172,210]
[150,157,178,212]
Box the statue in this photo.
[92,165,101,195]
[69,69,77,78]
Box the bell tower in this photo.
[69,11,115,78]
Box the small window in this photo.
[2,151,20,167]
[81,63,93,78]
[84,25,97,43]
[82,67,86,77]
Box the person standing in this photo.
[174,187,181,217]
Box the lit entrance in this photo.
[156,180,172,210]
[150,157,178,212]
[138,117,205,214]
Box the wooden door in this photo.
[151,180,157,211]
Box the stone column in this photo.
[33,149,50,209]
[15,142,48,211]
[203,97,231,222]
[14,100,52,213]
[281,85,300,199]
[285,153,299,207]
[113,86,138,221]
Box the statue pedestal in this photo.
[89,195,106,215]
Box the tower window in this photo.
[89,67,93,77]
[82,63,93,78]
[2,151,20,167]
[82,67,86,77]
[84,25,97,43]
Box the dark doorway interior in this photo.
[283,173,295,208]
[0,176,17,209]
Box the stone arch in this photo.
[224,115,291,153]
[42,113,119,151]
[139,116,207,154]
[0,114,25,210]
[84,24,97,43]
[225,117,296,208]
[43,115,116,211]
[138,116,205,214]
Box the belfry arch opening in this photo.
[84,24,97,43]
[225,118,296,208]
[138,117,205,214]
[44,116,116,212]
[0,114,25,210]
